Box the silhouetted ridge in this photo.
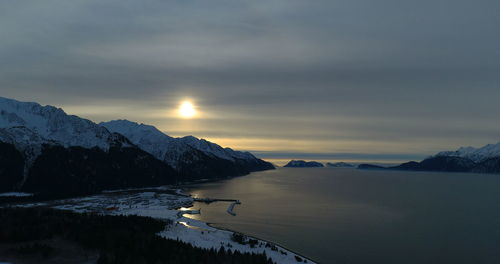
[284,160,324,167]
[358,155,500,174]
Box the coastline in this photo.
[205,222,319,264]
[168,186,318,264]
[2,184,316,264]
[165,209,318,264]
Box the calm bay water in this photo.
[185,168,500,264]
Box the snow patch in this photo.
[435,142,500,162]
[101,119,261,168]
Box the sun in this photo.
[178,101,197,118]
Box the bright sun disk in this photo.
[178,101,196,118]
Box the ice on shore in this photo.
[162,216,316,264]
[8,188,316,264]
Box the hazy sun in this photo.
[178,101,197,118]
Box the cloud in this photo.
[0,0,499,161]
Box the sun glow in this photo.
[178,101,197,118]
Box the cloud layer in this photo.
[1,0,499,162]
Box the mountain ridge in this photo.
[435,142,500,163]
[100,120,274,179]
[0,97,273,195]
[358,142,500,174]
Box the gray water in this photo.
[185,168,500,264]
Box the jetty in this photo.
[194,197,240,203]
[226,201,240,216]
[193,197,241,216]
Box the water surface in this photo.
[185,168,500,264]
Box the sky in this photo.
[1,0,499,163]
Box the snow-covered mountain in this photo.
[99,120,177,165]
[0,97,175,194]
[177,135,257,162]
[435,142,500,162]
[100,120,273,173]
[0,97,273,194]
[359,142,500,174]
[0,97,129,151]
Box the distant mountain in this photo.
[0,97,177,195]
[100,120,274,180]
[284,160,324,168]
[326,162,354,168]
[358,142,500,174]
[435,142,500,163]
[391,156,477,172]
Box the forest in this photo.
[0,207,275,264]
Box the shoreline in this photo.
[176,185,317,264]
[205,222,319,264]
[166,211,318,264]
[171,183,318,264]
[2,181,317,264]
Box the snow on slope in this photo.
[435,142,500,162]
[101,120,260,167]
[0,126,49,183]
[0,97,118,150]
[100,120,186,167]
[178,135,257,161]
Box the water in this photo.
[184,168,500,264]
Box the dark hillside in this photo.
[0,207,275,264]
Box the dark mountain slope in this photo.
[16,144,178,196]
[0,142,24,192]
[391,156,476,172]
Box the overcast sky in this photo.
[1,0,499,163]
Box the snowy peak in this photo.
[435,142,500,162]
[100,120,174,143]
[100,119,262,168]
[100,120,181,166]
[100,120,261,168]
[178,135,256,161]
[0,97,124,150]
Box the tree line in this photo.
[0,207,275,264]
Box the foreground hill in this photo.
[0,97,272,195]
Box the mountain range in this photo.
[359,143,500,174]
[100,120,273,180]
[0,97,273,196]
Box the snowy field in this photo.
[5,187,316,264]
